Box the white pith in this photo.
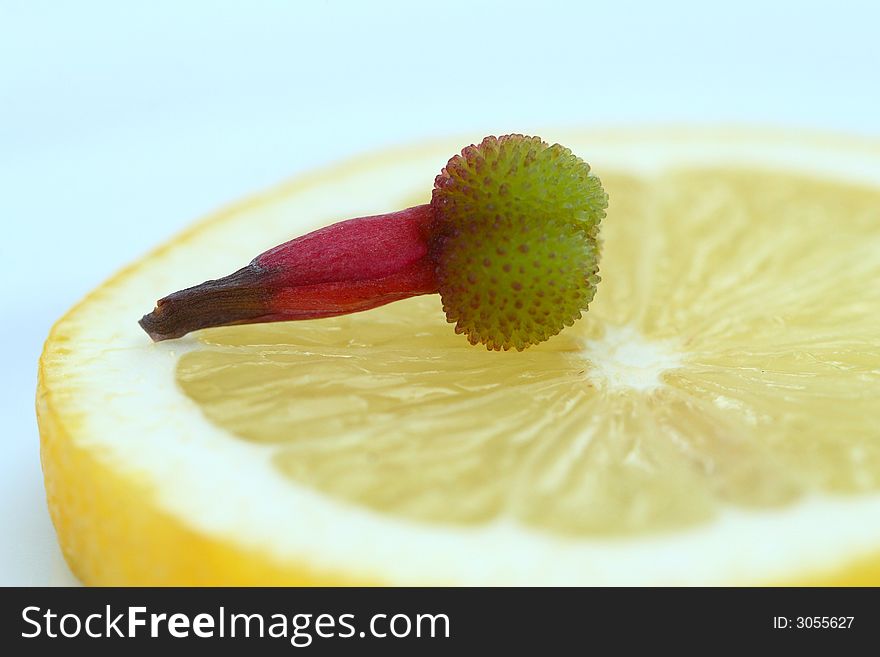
[580,326,684,392]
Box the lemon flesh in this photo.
[177,169,880,537]
[38,129,880,585]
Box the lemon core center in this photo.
[581,326,683,392]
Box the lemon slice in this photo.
[38,129,880,585]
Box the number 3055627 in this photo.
[796,616,854,629]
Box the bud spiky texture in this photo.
[430,135,608,351]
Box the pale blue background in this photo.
[2,0,878,584]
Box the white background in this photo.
[1,0,877,585]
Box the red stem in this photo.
[139,204,438,341]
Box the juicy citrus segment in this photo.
[38,129,880,585]
[175,167,880,539]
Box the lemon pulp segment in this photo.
[176,168,880,537]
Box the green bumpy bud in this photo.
[429,134,608,351]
